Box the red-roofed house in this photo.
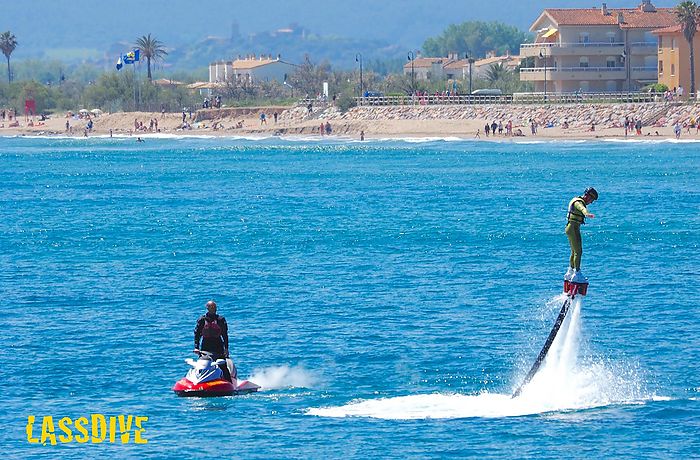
[520,1,675,92]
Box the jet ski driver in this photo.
[194,300,233,382]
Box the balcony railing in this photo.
[632,66,658,72]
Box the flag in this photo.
[123,49,140,65]
[116,56,123,70]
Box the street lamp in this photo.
[539,48,548,103]
[355,53,363,99]
[465,52,476,97]
[407,51,415,94]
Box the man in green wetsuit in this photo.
[565,187,598,283]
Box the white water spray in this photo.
[308,295,651,419]
[247,365,319,390]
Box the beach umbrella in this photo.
[78,109,89,114]
[90,109,103,116]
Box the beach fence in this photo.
[348,92,663,107]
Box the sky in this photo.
[2,0,679,59]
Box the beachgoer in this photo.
[65,120,70,132]
[360,130,365,141]
[564,187,598,283]
[260,112,267,125]
[475,129,481,139]
[325,121,332,135]
[136,137,144,142]
[320,122,325,135]
[674,122,682,139]
[274,112,278,123]
[484,124,490,136]
[491,121,497,135]
[109,129,113,138]
[193,300,232,381]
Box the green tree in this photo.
[676,1,700,95]
[135,33,168,81]
[485,63,508,84]
[423,21,529,59]
[0,31,18,83]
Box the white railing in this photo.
[521,66,625,73]
[632,66,658,72]
[521,42,624,49]
[343,92,661,106]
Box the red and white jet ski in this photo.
[173,351,260,397]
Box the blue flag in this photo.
[123,49,140,65]
[116,56,123,70]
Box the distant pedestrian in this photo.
[273,112,278,123]
[674,122,682,139]
[360,130,365,141]
[260,112,267,125]
[325,121,332,135]
[161,104,166,119]
[319,122,325,135]
[484,123,490,136]
[475,129,481,139]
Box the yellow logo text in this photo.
[26,414,148,445]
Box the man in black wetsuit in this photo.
[194,300,233,381]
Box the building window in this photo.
[607,56,617,68]
[579,56,589,68]
[579,32,590,43]
[671,64,675,76]
[672,38,676,50]
[580,81,590,92]
[607,32,617,43]
[659,60,663,74]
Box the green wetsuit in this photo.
[565,196,590,270]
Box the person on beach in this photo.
[475,129,481,139]
[484,123,490,136]
[194,300,232,382]
[260,112,267,125]
[565,187,598,284]
[674,122,682,139]
[360,130,365,141]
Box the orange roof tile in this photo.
[403,57,451,69]
[536,7,675,30]
[231,58,279,70]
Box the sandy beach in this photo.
[2,102,700,141]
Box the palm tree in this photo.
[485,63,508,84]
[0,31,18,83]
[135,33,167,81]
[676,1,700,95]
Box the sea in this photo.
[1,135,698,459]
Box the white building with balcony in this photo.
[520,1,675,93]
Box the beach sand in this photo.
[0,105,696,141]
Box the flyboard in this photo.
[511,277,588,398]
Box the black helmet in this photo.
[584,187,598,201]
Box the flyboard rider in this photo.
[194,300,234,382]
[564,187,598,284]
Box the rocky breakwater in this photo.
[280,102,687,128]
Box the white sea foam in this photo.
[247,365,319,390]
[308,297,656,419]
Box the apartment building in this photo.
[653,24,700,94]
[520,1,675,93]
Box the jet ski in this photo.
[173,351,260,397]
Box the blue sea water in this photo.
[0,135,698,458]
